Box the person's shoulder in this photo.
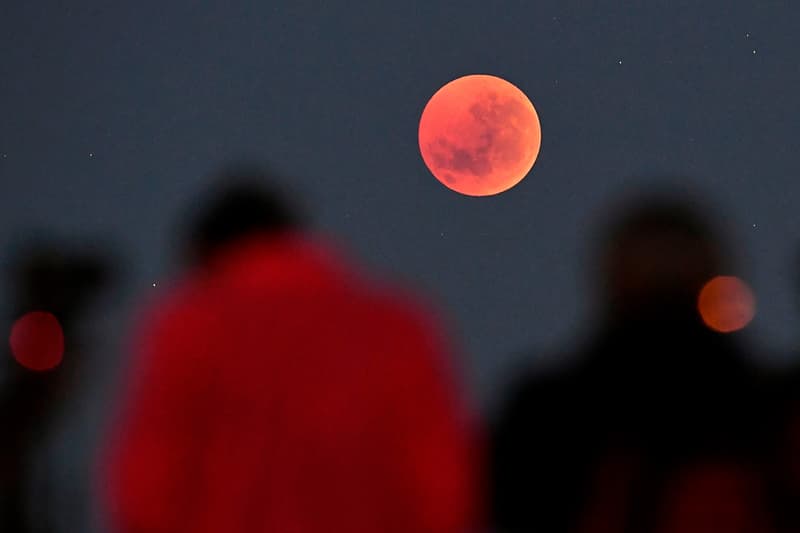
[492,346,584,423]
[512,346,581,392]
[349,275,446,333]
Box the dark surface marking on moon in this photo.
[425,90,529,181]
[441,172,457,184]
[426,137,491,179]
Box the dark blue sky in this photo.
[3,3,800,530]
[3,1,800,408]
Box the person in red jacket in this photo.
[99,169,480,533]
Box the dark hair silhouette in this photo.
[594,194,727,322]
[182,165,303,266]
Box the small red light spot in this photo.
[9,311,64,371]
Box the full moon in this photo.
[418,74,541,196]
[697,276,756,333]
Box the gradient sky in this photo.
[3,2,800,529]
[3,5,800,506]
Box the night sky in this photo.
[2,2,800,528]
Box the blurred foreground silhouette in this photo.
[0,240,112,532]
[491,194,777,533]
[100,167,480,533]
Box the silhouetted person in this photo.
[0,241,111,532]
[101,167,479,533]
[491,194,770,533]
[760,364,800,533]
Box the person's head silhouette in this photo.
[595,195,727,323]
[181,166,303,267]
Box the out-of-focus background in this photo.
[2,2,800,531]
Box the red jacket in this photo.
[101,234,479,533]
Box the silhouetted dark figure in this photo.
[101,167,479,533]
[491,195,770,533]
[0,241,111,533]
[760,364,800,533]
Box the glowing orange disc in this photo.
[418,74,541,196]
[697,276,755,333]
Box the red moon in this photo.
[418,74,541,196]
[697,276,756,333]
